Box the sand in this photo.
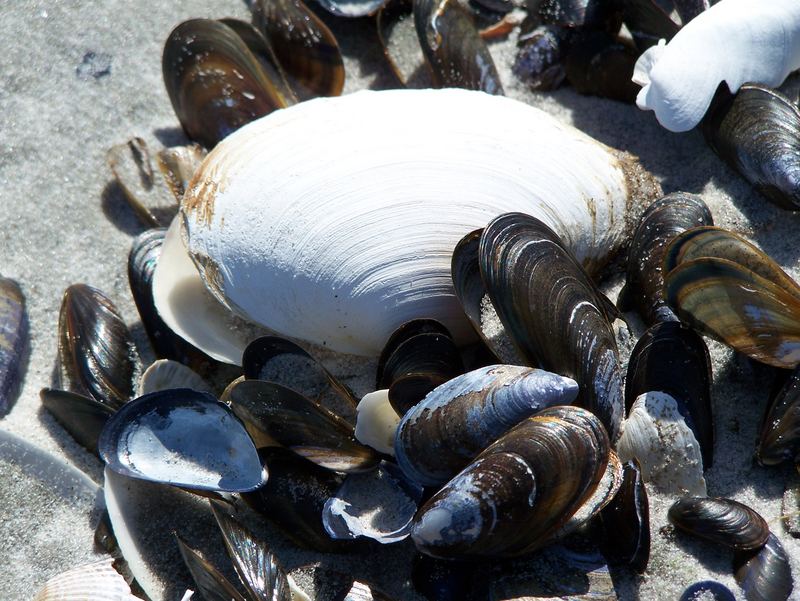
[2,0,800,599]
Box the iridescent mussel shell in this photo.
[734,533,794,601]
[599,459,650,573]
[668,497,769,551]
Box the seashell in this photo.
[782,478,800,538]
[0,275,27,414]
[701,84,800,210]
[338,581,395,601]
[668,496,769,551]
[479,212,624,440]
[538,0,622,30]
[679,580,736,601]
[734,532,794,601]
[33,558,139,601]
[354,389,400,456]
[316,0,387,18]
[414,0,504,94]
[377,0,433,88]
[395,364,579,487]
[599,459,650,573]
[156,144,207,203]
[57,284,136,409]
[107,137,178,228]
[513,25,570,91]
[617,391,706,496]
[621,0,679,52]
[632,0,800,132]
[98,389,266,492]
[137,359,212,395]
[252,0,344,100]
[664,226,800,368]
[411,406,621,558]
[40,388,114,455]
[162,19,288,148]
[757,365,800,466]
[620,192,713,325]
[564,31,640,103]
[176,534,248,601]
[159,89,659,362]
[376,319,450,388]
[624,321,714,468]
[322,460,423,544]
[226,378,379,473]
[672,0,709,25]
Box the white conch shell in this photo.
[633,0,800,132]
[155,88,656,359]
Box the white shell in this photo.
[616,391,706,497]
[354,389,400,456]
[137,359,212,395]
[633,0,800,132]
[33,559,139,601]
[157,88,653,358]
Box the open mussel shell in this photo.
[376,319,450,387]
[227,378,379,473]
[156,144,207,203]
[107,137,178,228]
[679,580,736,601]
[564,31,639,103]
[40,388,114,455]
[162,19,288,148]
[57,284,136,410]
[98,389,266,492]
[176,534,248,601]
[621,192,713,325]
[411,406,621,559]
[599,459,650,573]
[479,212,623,440]
[414,0,504,94]
[734,532,794,601]
[395,364,579,487]
[702,84,800,210]
[757,364,800,466]
[252,0,344,99]
[664,227,800,368]
[513,25,570,91]
[0,275,27,414]
[668,497,769,552]
[625,321,713,468]
[33,558,139,601]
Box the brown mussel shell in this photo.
[377,0,434,88]
[252,0,344,100]
[57,284,136,409]
[599,458,650,573]
[479,212,623,440]
[411,406,620,559]
[0,275,27,415]
[668,497,770,552]
[756,365,800,466]
[734,532,794,601]
[162,19,288,148]
[414,0,504,94]
[564,31,639,103]
[621,192,713,325]
[156,144,207,203]
[664,227,800,369]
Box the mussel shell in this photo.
[513,25,570,91]
[316,0,388,18]
[377,0,434,88]
[412,553,488,601]
[156,144,207,203]
[176,534,248,601]
[0,275,27,414]
[252,0,344,99]
[227,378,378,473]
[395,364,579,487]
[621,0,679,52]
[162,19,287,148]
[479,212,623,440]
[376,319,450,388]
[538,0,622,31]
[564,31,640,103]
[98,389,266,492]
[624,321,713,468]
[40,388,114,455]
[414,0,504,94]
[621,192,713,325]
[757,365,800,466]
[668,496,769,551]
[411,406,619,558]
[599,459,650,573]
[782,479,800,538]
[679,581,736,601]
[672,0,709,25]
[702,84,800,210]
[57,284,136,409]
[733,532,794,601]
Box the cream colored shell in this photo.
[159,88,648,359]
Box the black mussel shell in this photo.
[176,534,248,601]
[98,389,266,492]
[702,84,800,210]
[376,319,450,388]
[513,25,571,91]
[620,0,679,52]
[479,212,624,440]
[668,497,770,551]
[227,378,378,473]
[621,192,713,325]
[162,19,288,148]
[538,0,622,31]
[40,388,114,455]
[414,0,504,94]
[679,580,736,601]
[412,553,489,601]
[242,447,349,552]
[599,459,650,573]
[757,365,800,466]
[625,321,714,468]
[734,533,794,601]
[0,275,27,415]
[252,0,344,100]
[57,284,136,409]
[377,0,434,88]
[564,30,639,103]
[156,144,207,203]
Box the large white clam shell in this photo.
[633,0,800,132]
[155,88,656,360]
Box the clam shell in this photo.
[33,558,139,601]
[632,0,800,132]
[158,88,658,361]
[668,496,769,551]
[354,389,400,456]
